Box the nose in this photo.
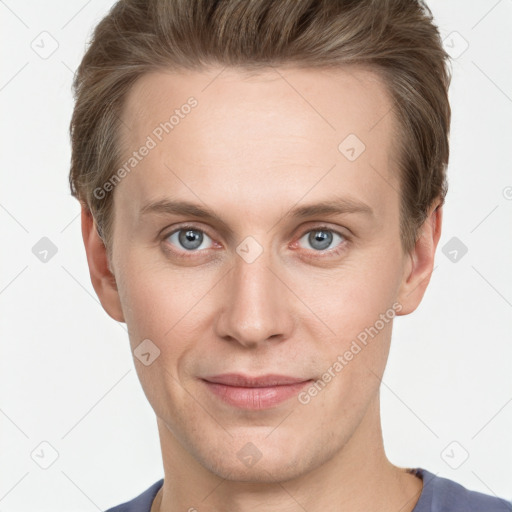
[214,245,296,348]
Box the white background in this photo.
[1,1,511,510]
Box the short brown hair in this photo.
[69,0,451,259]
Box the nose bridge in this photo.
[215,240,293,346]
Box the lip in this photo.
[201,373,312,409]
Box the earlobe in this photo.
[80,204,125,323]
[397,202,443,315]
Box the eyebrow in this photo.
[140,196,373,227]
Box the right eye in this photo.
[164,226,215,253]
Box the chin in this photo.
[205,455,310,483]
[192,433,328,484]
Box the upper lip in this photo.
[202,373,311,388]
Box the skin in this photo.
[81,65,442,512]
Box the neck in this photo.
[154,395,422,512]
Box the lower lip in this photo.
[202,380,311,409]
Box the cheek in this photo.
[118,276,169,342]
[295,246,403,344]
[291,242,404,406]
[115,256,181,345]
[115,253,217,357]
[114,262,203,417]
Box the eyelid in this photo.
[162,222,215,241]
[296,223,349,238]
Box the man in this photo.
[69,0,511,510]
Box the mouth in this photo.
[201,373,313,409]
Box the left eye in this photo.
[298,228,345,252]
[166,228,214,251]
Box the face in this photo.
[100,65,426,482]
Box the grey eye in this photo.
[167,228,213,251]
[298,229,344,251]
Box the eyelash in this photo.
[161,224,349,260]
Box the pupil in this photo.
[179,229,203,250]
[309,230,332,250]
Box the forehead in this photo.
[115,65,399,223]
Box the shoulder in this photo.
[413,468,512,512]
[104,479,164,512]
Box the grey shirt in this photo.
[105,467,512,511]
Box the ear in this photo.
[81,203,125,322]
[396,201,443,315]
